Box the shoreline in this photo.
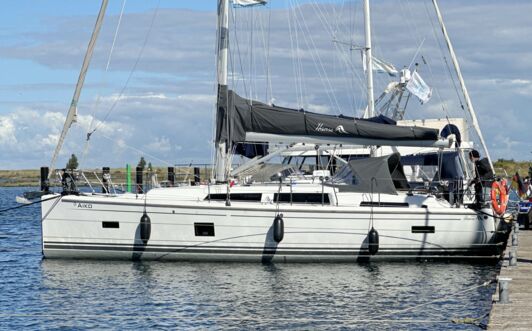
[1,160,529,187]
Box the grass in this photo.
[493,159,532,178]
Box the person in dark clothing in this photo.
[61,168,77,194]
[468,149,494,208]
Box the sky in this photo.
[0,0,531,170]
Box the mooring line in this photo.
[371,279,495,320]
[0,195,60,214]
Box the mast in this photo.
[432,0,494,172]
[49,0,109,178]
[214,0,229,182]
[363,0,375,119]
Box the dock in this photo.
[488,226,532,330]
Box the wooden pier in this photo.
[488,227,532,330]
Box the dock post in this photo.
[126,164,132,193]
[136,167,143,193]
[512,221,519,246]
[40,167,50,192]
[509,247,518,267]
[193,167,201,185]
[498,277,511,304]
[512,231,519,247]
[168,167,175,187]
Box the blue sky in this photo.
[1,0,531,170]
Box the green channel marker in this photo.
[126,164,132,193]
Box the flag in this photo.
[233,0,267,6]
[406,71,432,104]
[362,53,398,77]
[512,172,527,199]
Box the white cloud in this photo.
[0,117,17,145]
[144,136,172,153]
[100,93,169,103]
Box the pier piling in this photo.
[509,247,518,267]
[168,167,175,187]
[193,167,200,185]
[40,167,50,192]
[136,167,143,193]
[488,224,532,329]
[498,277,511,304]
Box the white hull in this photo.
[41,185,509,262]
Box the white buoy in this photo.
[15,196,31,204]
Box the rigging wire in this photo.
[97,133,173,167]
[88,0,162,138]
[230,6,249,97]
[250,6,254,101]
[309,1,366,115]
[292,1,342,115]
[332,0,358,114]
[79,0,128,170]
[265,3,273,103]
[287,0,303,107]
[423,1,467,118]
[422,0,476,138]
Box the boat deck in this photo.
[488,228,532,329]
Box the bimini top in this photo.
[327,153,409,195]
[215,87,440,151]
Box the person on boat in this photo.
[468,149,494,208]
[525,176,532,198]
[61,168,77,194]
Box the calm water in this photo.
[0,187,498,330]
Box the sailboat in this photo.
[40,0,510,262]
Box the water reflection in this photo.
[35,260,497,330]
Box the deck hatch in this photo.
[360,201,409,207]
[194,223,215,236]
[204,193,262,202]
[102,221,119,228]
[273,193,330,204]
[411,226,435,233]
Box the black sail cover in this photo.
[326,153,409,195]
[216,86,439,151]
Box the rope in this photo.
[0,195,60,214]
[371,279,495,320]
